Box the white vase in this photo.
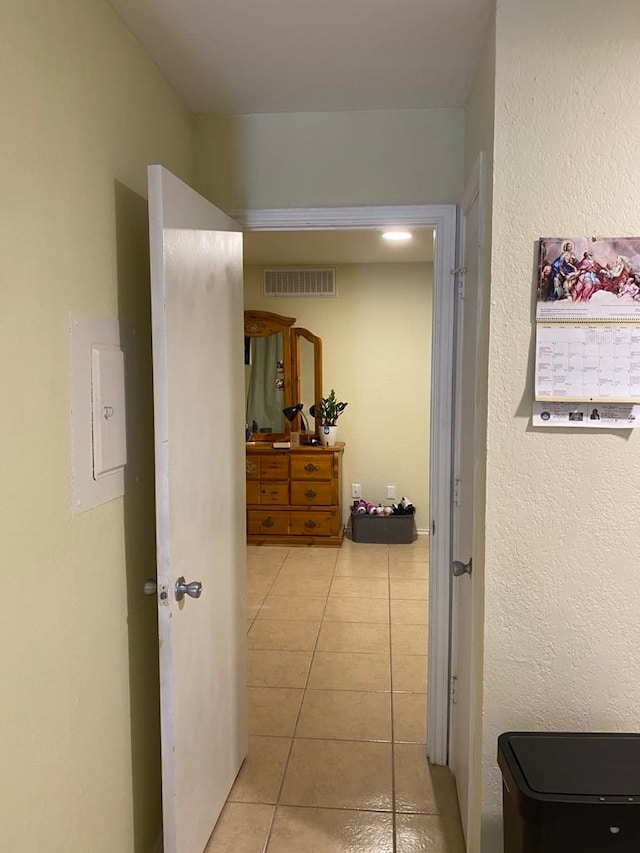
[319,425,338,446]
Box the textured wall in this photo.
[244,262,433,529]
[482,1,640,849]
[0,1,194,850]
[195,109,464,209]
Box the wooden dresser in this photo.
[246,443,344,546]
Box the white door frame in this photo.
[233,204,456,765]
[456,154,486,849]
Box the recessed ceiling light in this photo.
[381,230,412,242]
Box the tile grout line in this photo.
[246,550,291,632]
[247,547,335,628]
[387,545,399,853]
[263,546,339,852]
[238,732,425,747]
[251,547,294,853]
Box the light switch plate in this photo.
[91,344,127,478]
[71,316,126,513]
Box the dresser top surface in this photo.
[246,442,344,455]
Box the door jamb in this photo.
[456,154,487,848]
[233,204,456,765]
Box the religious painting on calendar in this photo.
[535,236,640,403]
[537,237,640,322]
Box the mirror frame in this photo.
[292,327,323,436]
[244,310,295,441]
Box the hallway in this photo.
[206,538,464,852]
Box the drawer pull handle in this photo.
[304,519,317,529]
[262,516,274,528]
[247,462,258,474]
[305,489,317,499]
[304,463,319,473]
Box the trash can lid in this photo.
[505,733,640,797]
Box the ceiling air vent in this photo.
[262,267,337,298]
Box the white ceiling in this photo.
[243,229,434,265]
[109,0,492,115]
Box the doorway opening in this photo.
[203,204,463,850]
[234,204,457,766]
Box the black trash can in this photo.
[498,732,640,852]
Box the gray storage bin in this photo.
[350,512,417,544]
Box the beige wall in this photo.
[195,109,464,210]
[482,1,640,849]
[244,262,433,530]
[0,1,194,851]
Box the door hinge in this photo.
[431,519,436,536]
[452,266,466,299]
[450,674,458,702]
[453,477,461,507]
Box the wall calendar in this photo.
[534,237,640,427]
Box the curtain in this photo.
[246,333,285,433]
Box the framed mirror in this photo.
[244,310,324,443]
[292,327,323,436]
[244,310,295,440]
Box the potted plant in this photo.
[310,389,348,446]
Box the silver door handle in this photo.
[175,576,203,601]
[144,579,157,596]
[452,559,472,577]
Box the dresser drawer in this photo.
[289,511,332,536]
[261,455,289,479]
[246,458,260,479]
[290,481,333,506]
[290,455,333,480]
[246,443,344,545]
[247,510,289,536]
[246,480,260,504]
[260,483,289,505]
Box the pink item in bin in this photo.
[354,500,377,515]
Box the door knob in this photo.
[144,578,157,596]
[452,559,472,577]
[175,576,203,601]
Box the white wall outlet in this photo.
[351,483,361,499]
[387,485,396,500]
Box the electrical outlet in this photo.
[351,483,361,499]
[387,485,396,500]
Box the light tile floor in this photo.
[206,537,465,853]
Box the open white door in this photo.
[449,155,485,846]
[148,166,247,853]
